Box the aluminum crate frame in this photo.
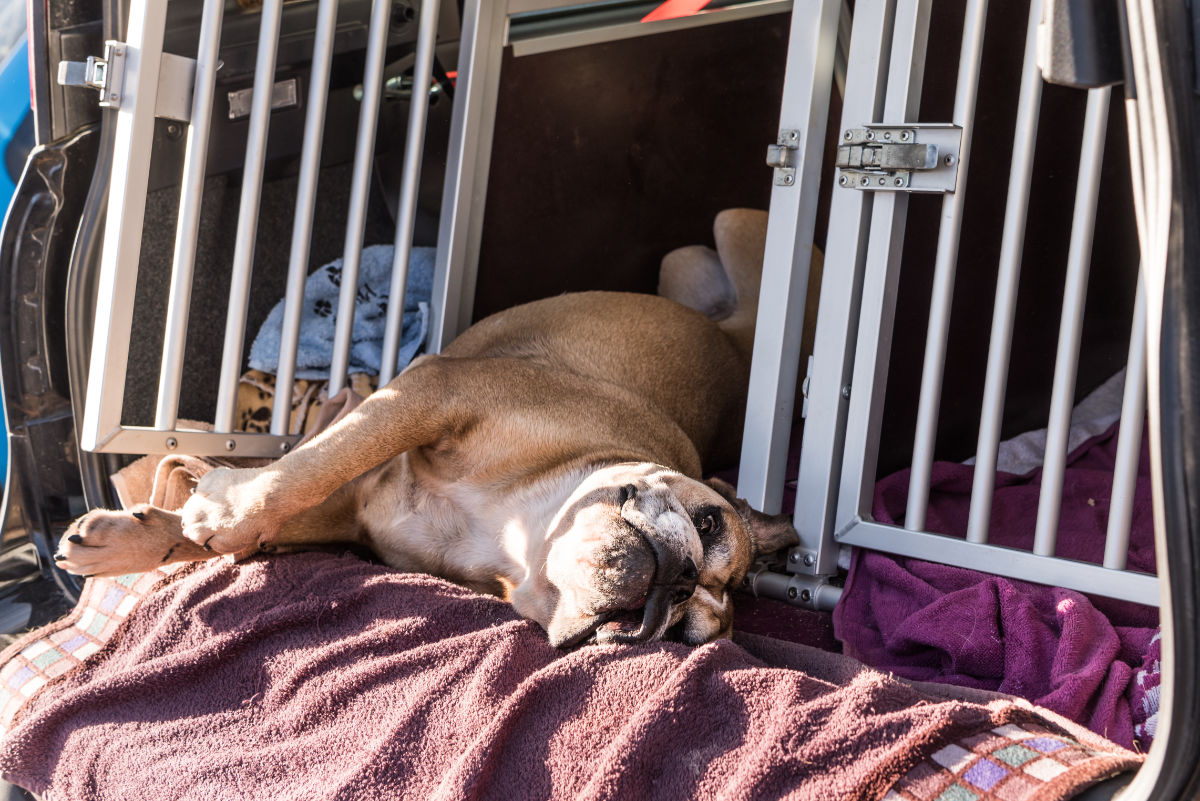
[739,0,1157,614]
[77,0,445,458]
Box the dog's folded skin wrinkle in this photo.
[57,210,810,647]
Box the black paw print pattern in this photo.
[327,265,342,288]
[314,299,334,318]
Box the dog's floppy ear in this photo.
[705,477,800,556]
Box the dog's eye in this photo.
[693,507,722,540]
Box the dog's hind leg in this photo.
[54,505,212,577]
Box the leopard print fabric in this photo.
[237,369,377,436]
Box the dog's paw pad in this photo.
[55,505,210,577]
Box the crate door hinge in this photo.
[836,123,962,192]
[57,41,197,122]
[766,129,801,186]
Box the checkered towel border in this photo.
[0,568,179,731]
[884,722,1138,801]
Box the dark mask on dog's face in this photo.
[533,464,798,648]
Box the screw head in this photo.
[787,587,798,600]
[789,551,800,562]
[900,130,911,141]
[225,439,236,451]
[800,589,812,603]
[894,177,904,186]
[883,131,892,140]
[280,442,291,454]
[783,174,794,185]
[788,130,798,141]
[803,553,816,566]
[859,176,869,186]
[878,177,886,185]
[841,385,852,399]
[165,437,178,450]
[843,129,853,140]
[944,154,956,166]
[866,130,876,141]
[839,175,849,186]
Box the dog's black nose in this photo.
[671,557,699,604]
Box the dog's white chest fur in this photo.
[355,454,593,594]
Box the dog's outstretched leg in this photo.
[54,505,211,577]
[180,355,473,555]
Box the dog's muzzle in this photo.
[593,484,700,644]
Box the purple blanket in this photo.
[834,422,1160,750]
[0,553,1139,800]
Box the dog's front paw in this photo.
[181,466,283,555]
[55,504,211,577]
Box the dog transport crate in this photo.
[1,0,1199,797]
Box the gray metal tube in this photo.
[1033,87,1111,556]
[271,0,340,436]
[905,0,989,530]
[1104,275,1147,569]
[214,0,284,433]
[155,0,225,429]
[329,0,392,394]
[965,0,1043,543]
[379,0,442,386]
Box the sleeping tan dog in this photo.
[56,210,814,648]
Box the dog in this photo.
[56,210,812,648]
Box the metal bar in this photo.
[1104,274,1148,569]
[271,0,340,436]
[509,0,793,57]
[379,0,442,386]
[80,0,169,451]
[840,519,1159,606]
[329,0,392,394]
[154,0,225,431]
[430,0,509,351]
[785,0,897,567]
[904,0,989,530]
[964,0,1044,544]
[837,0,931,528]
[94,428,299,459]
[213,0,284,433]
[736,0,842,520]
[1032,87,1112,556]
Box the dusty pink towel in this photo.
[0,552,1138,800]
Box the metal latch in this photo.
[58,43,198,122]
[766,129,800,186]
[836,124,962,192]
[58,40,126,108]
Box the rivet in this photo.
[789,551,800,562]
[839,175,849,186]
[280,442,291,453]
[894,177,904,186]
[866,130,876,141]
[803,553,816,566]
[788,130,798,141]
[843,129,853,140]
[800,589,812,603]
[166,437,178,450]
[883,131,892,140]
[841,385,852,399]
[878,177,886,185]
[944,154,956,166]
[900,130,911,141]
[783,174,794,185]
[859,176,869,186]
[225,439,236,451]
[787,587,798,600]
[109,93,118,101]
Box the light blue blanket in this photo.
[249,244,433,380]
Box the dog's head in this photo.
[525,463,798,648]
